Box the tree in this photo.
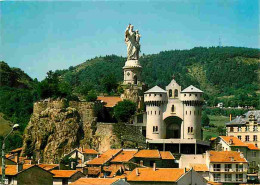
[85,90,97,102]
[201,112,210,127]
[101,74,118,94]
[113,100,136,122]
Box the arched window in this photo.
[171,105,175,112]
[174,89,178,97]
[169,89,172,97]
[134,75,137,85]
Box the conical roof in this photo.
[181,85,203,93]
[145,85,167,93]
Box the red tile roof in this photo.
[127,168,185,182]
[38,164,59,171]
[97,96,122,108]
[82,149,98,155]
[0,165,33,176]
[70,178,120,185]
[10,148,22,153]
[220,136,248,147]
[111,150,137,163]
[159,151,175,160]
[209,151,247,163]
[87,149,122,165]
[134,150,161,158]
[190,164,209,172]
[51,170,80,178]
[247,144,260,150]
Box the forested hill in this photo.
[56,46,260,106]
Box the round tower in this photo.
[144,86,167,140]
[123,60,142,85]
[180,85,204,140]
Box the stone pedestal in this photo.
[123,60,142,85]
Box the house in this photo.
[51,170,85,185]
[126,166,207,185]
[70,177,129,185]
[86,149,122,177]
[132,149,176,168]
[206,150,248,184]
[0,165,53,185]
[212,136,260,182]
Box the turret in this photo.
[181,85,203,140]
[144,86,167,140]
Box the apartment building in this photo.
[206,151,248,184]
[226,111,260,148]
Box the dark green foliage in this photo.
[201,112,210,127]
[204,107,248,117]
[113,100,136,123]
[85,90,97,102]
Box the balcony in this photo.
[235,169,244,172]
[213,168,221,172]
[225,168,233,172]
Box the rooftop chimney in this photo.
[153,162,156,171]
[230,114,232,121]
[136,168,139,176]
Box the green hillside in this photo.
[57,47,260,107]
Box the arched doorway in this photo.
[134,75,137,85]
[164,116,182,139]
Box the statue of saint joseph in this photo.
[125,24,141,60]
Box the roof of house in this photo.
[159,151,175,160]
[247,144,260,150]
[209,151,247,163]
[134,150,161,159]
[208,182,222,185]
[111,150,137,163]
[97,96,122,108]
[220,136,248,147]
[10,147,23,154]
[127,168,185,182]
[51,170,81,178]
[70,178,121,185]
[181,85,203,93]
[145,86,167,93]
[87,149,122,165]
[189,164,209,172]
[0,165,32,176]
[226,110,260,126]
[82,149,99,155]
[38,164,59,171]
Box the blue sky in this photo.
[1,0,259,80]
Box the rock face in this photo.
[22,99,120,163]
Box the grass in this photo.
[203,115,229,140]
[0,113,12,136]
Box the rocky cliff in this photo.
[21,99,120,163]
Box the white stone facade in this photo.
[144,78,203,141]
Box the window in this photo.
[245,126,249,132]
[213,174,221,182]
[225,174,232,182]
[171,105,175,112]
[253,125,258,132]
[245,135,250,141]
[186,111,187,115]
[160,94,162,97]
[238,135,241,140]
[252,151,256,157]
[236,174,243,182]
[189,94,191,97]
[155,111,156,115]
[184,94,186,97]
[190,111,191,115]
[188,127,193,134]
[253,135,257,141]
[154,94,156,97]
[230,127,234,132]
[195,94,197,97]
[153,126,158,133]
[238,126,241,132]
[236,164,243,172]
[149,93,151,97]
[169,89,172,97]
[225,164,231,172]
[151,111,152,115]
[174,89,178,97]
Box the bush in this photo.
[85,90,97,102]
